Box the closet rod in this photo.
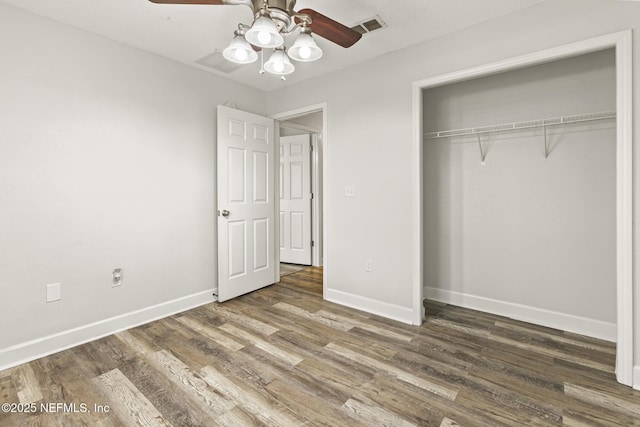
[424,110,616,140]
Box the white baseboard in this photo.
[325,288,414,325]
[0,290,217,372]
[634,366,640,391]
[424,287,616,342]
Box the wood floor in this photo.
[1,267,639,426]
[279,263,309,277]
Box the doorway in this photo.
[412,31,633,386]
[279,133,313,266]
[273,104,326,296]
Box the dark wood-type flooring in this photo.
[1,267,639,426]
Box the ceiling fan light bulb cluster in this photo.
[223,31,258,64]
[245,13,283,48]
[264,47,295,76]
[288,30,323,62]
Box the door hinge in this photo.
[310,192,314,200]
[310,143,313,152]
[311,240,315,247]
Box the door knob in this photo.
[220,209,230,218]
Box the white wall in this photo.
[0,3,266,367]
[266,0,640,377]
[423,50,616,337]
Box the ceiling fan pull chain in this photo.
[259,49,265,74]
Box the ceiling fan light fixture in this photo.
[223,31,258,64]
[264,47,295,75]
[288,29,323,62]
[245,11,284,49]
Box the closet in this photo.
[422,49,616,340]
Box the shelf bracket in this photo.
[477,134,487,165]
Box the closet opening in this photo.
[412,31,633,386]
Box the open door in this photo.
[217,105,276,302]
[279,134,312,265]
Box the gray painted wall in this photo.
[0,4,266,350]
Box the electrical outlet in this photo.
[344,185,356,198]
[365,259,373,272]
[112,268,122,287]
[46,283,61,302]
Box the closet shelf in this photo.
[423,110,616,140]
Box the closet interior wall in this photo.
[422,49,617,340]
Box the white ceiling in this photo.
[1,0,549,91]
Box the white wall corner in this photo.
[634,365,640,391]
[0,290,216,372]
[325,289,414,325]
[424,286,617,342]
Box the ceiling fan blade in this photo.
[148,0,225,4]
[298,9,362,48]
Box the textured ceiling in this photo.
[0,0,549,91]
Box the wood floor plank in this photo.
[12,363,42,404]
[147,350,235,418]
[174,315,245,351]
[355,374,513,427]
[342,397,417,427]
[219,323,305,366]
[93,368,171,427]
[0,374,18,403]
[2,266,639,426]
[564,382,640,419]
[117,354,218,427]
[316,309,414,342]
[352,374,459,427]
[115,330,158,356]
[273,301,354,332]
[325,342,459,400]
[440,417,463,427]
[209,303,280,336]
[265,379,368,427]
[493,321,616,355]
[198,365,301,426]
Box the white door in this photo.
[217,105,275,302]
[279,134,312,265]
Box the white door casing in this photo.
[279,134,312,265]
[217,105,276,302]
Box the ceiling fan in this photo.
[148,0,363,78]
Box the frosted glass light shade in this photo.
[223,32,258,64]
[245,15,283,48]
[288,32,323,62]
[264,48,295,75]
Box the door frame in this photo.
[272,103,328,295]
[412,30,633,386]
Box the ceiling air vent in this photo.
[350,15,387,35]
[195,50,244,73]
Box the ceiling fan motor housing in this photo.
[250,0,296,32]
[250,0,295,13]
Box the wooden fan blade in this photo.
[298,9,362,48]
[148,0,225,5]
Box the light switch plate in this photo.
[46,283,61,302]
